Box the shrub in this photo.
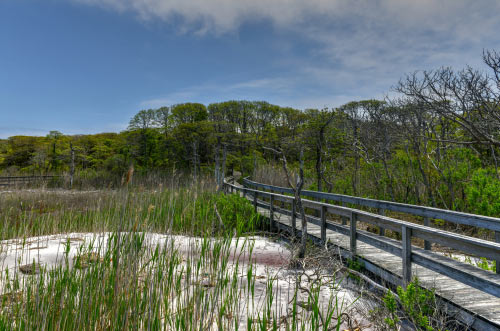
[465,168,500,217]
[383,278,437,331]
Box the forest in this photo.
[1,50,500,217]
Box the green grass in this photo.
[0,181,356,330]
[0,183,261,241]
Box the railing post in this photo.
[496,231,500,275]
[253,191,257,212]
[423,217,431,250]
[378,208,385,236]
[270,195,275,231]
[341,201,348,225]
[402,225,412,286]
[321,205,327,244]
[350,211,357,256]
[291,198,297,238]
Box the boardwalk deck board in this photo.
[229,186,500,329]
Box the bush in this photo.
[211,193,263,235]
[465,168,500,217]
[383,278,437,331]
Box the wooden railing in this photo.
[223,178,500,298]
[243,177,500,274]
[0,176,60,186]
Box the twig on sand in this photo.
[341,266,401,302]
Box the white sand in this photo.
[0,232,374,329]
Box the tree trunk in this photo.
[316,144,322,192]
[215,138,221,187]
[297,149,308,258]
[221,144,227,189]
[414,145,435,207]
[253,151,257,179]
[404,144,421,204]
[382,157,395,201]
[70,142,75,189]
[192,140,198,182]
[353,121,360,196]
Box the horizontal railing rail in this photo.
[242,177,500,233]
[224,178,500,298]
[0,175,59,180]
[0,175,59,181]
[0,176,61,187]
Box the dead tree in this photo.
[396,50,500,150]
[360,101,399,201]
[264,146,308,258]
[340,103,363,195]
[304,109,336,192]
[215,138,221,188]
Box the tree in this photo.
[358,101,399,200]
[171,103,207,125]
[128,109,157,167]
[155,106,171,138]
[208,102,238,187]
[47,130,64,171]
[304,108,337,192]
[396,49,500,149]
[264,145,308,258]
[340,102,365,195]
[170,103,212,176]
[3,136,41,171]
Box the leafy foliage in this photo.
[383,278,438,331]
[1,96,500,221]
[466,168,500,217]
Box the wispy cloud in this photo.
[72,0,500,38]
[78,0,500,110]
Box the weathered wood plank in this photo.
[230,179,500,329]
[320,205,327,244]
[350,211,357,256]
[424,217,432,250]
[378,208,386,236]
[402,226,412,286]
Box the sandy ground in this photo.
[0,232,376,329]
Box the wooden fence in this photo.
[0,176,60,187]
[243,177,500,274]
[223,178,500,299]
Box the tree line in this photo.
[1,50,499,216]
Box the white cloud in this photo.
[77,0,500,110]
[72,0,500,37]
[74,0,500,78]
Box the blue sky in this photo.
[1,0,500,138]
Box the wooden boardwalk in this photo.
[225,179,500,330]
